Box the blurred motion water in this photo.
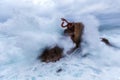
[0,0,120,80]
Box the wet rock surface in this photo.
[56,68,62,73]
[101,37,120,49]
[38,46,63,63]
[101,38,111,45]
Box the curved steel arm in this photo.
[61,18,69,28]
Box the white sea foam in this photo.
[0,0,120,80]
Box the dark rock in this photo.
[81,53,90,58]
[56,68,62,73]
[38,46,63,63]
[101,38,120,49]
[101,38,110,45]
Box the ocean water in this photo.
[0,0,120,80]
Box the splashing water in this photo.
[0,0,120,80]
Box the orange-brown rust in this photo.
[61,18,84,49]
[72,23,84,48]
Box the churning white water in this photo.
[0,0,120,80]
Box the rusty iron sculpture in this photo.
[61,18,84,53]
[38,18,84,62]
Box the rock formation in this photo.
[101,38,111,45]
[38,46,63,62]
